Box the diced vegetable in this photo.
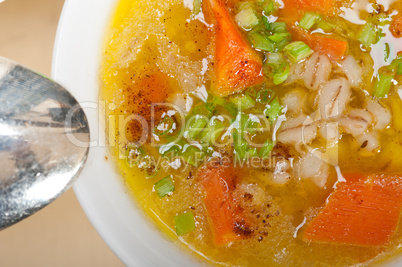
[299,12,321,30]
[303,173,402,246]
[270,22,288,33]
[174,212,196,236]
[315,19,335,32]
[358,22,378,48]
[232,129,250,160]
[264,97,282,123]
[154,176,175,198]
[153,116,175,136]
[289,26,348,61]
[192,0,202,15]
[231,94,256,110]
[126,145,145,167]
[209,0,264,96]
[181,144,203,166]
[185,115,208,139]
[235,2,260,30]
[249,33,275,52]
[256,89,274,104]
[259,140,274,158]
[373,73,394,98]
[284,41,313,62]
[273,63,290,85]
[198,163,246,245]
[268,32,290,42]
[262,0,275,15]
[397,63,402,75]
[192,103,215,117]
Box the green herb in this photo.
[358,22,378,48]
[256,89,274,104]
[154,176,175,198]
[231,94,256,110]
[373,73,394,98]
[174,212,196,236]
[284,41,313,62]
[264,97,282,123]
[273,63,290,85]
[267,32,290,43]
[125,145,145,167]
[235,2,260,30]
[181,144,203,166]
[398,63,402,75]
[271,22,287,33]
[315,19,335,32]
[232,129,250,160]
[153,116,175,136]
[249,33,275,52]
[185,115,208,139]
[299,12,321,30]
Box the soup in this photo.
[100,0,402,265]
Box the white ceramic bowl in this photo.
[52,1,402,266]
[52,0,201,266]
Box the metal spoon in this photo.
[0,57,89,230]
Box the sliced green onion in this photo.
[264,97,282,123]
[384,43,390,62]
[263,0,275,15]
[192,103,214,118]
[373,73,394,98]
[397,63,402,75]
[192,0,202,15]
[267,32,290,43]
[232,130,250,160]
[245,115,262,134]
[249,33,275,52]
[259,140,274,158]
[261,15,271,30]
[212,96,226,106]
[159,141,183,156]
[358,22,377,48]
[284,41,313,62]
[231,94,256,110]
[174,212,196,236]
[126,145,145,167]
[235,3,259,30]
[299,12,321,30]
[247,147,258,158]
[270,22,287,33]
[185,115,208,139]
[273,63,290,85]
[201,116,227,144]
[315,19,335,32]
[153,116,175,136]
[154,176,175,198]
[181,144,203,166]
[256,89,274,104]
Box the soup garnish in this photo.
[101,0,402,265]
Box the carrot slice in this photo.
[208,0,264,96]
[303,173,402,246]
[282,0,334,17]
[390,15,402,38]
[198,161,247,245]
[289,25,347,61]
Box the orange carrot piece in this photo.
[198,162,244,245]
[289,26,347,61]
[390,15,402,38]
[282,0,334,17]
[208,0,264,97]
[303,173,402,246]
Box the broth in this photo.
[101,0,402,265]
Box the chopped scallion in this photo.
[315,19,335,32]
[267,32,290,43]
[397,63,402,75]
[358,22,377,48]
[235,3,260,30]
[270,22,287,33]
[154,176,175,198]
[192,103,214,118]
[299,12,321,30]
[263,0,275,15]
[153,116,175,136]
[284,41,313,62]
[264,97,282,123]
[249,33,275,52]
[232,130,250,160]
[273,63,290,85]
[256,89,274,104]
[373,73,394,98]
[185,115,208,139]
[231,94,256,110]
[181,144,203,166]
[174,212,196,236]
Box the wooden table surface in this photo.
[0,0,124,266]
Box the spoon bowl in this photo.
[0,57,89,230]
